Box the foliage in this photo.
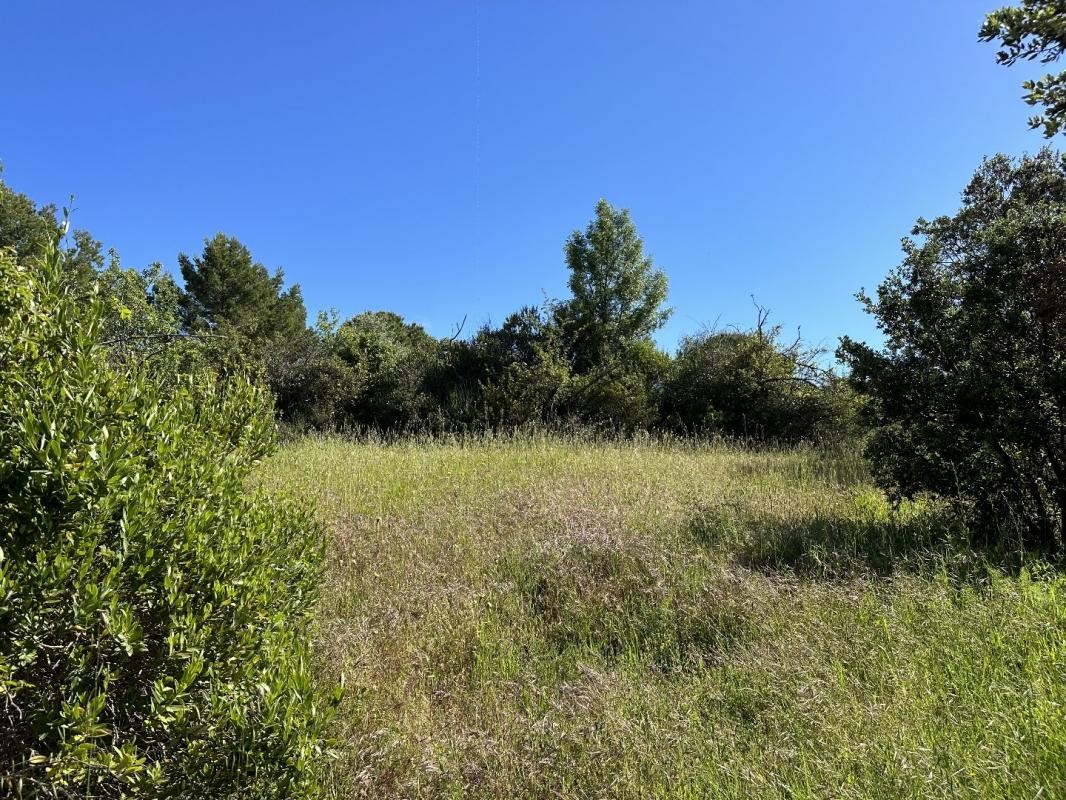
[334,311,440,430]
[0,241,331,798]
[839,149,1066,552]
[268,314,361,431]
[982,0,1066,136]
[664,312,856,442]
[178,233,324,424]
[499,199,674,431]
[556,199,671,373]
[2,171,862,442]
[0,173,104,288]
[94,255,184,361]
[463,306,572,428]
[179,233,307,343]
[560,339,670,430]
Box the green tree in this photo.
[557,199,671,373]
[178,234,314,421]
[663,312,852,442]
[1,175,187,367]
[95,254,184,358]
[268,312,361,431]
[562,338,669,430]
[839,150,1066,551]
[463,306,574,428]
[982,0,1066,136]
[179,233,306,343]
[333,311,441,429]
[543,200,673,429]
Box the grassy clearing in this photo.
[258,435,1066,799]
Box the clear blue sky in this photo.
[1,1,1047,356]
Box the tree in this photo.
[267,312,361,431]
[563,338,669,430]
[557,199,671,373]
[540,200,673,428]
[663,315,853,443]
[333,311,441,429]
[838,150,1066,551]
[0,176,58,260]
[0,173,104,287]
[982,0,1066,136]
[1,174,189,369]
[178,234,313,422]
[179,233,306,344]
[95,254,184,360]
[462,306,574,428]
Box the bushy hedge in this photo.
[0,241,330,797]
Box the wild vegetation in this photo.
[0,177,857,442]
[259,436,1065,798]
[840,150,1066,552]
[0,237,331,797]
[2,1,1066,797]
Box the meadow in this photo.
[259,436,1066,799]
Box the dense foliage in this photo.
[0,238,330,797]
[0,181,853,441]
[664,315,857,443]
[840,150,1066,552]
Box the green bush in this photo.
[663,326,858,443]
[0,240,331,798]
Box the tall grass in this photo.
[259,435,1066,799]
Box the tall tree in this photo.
[839,150,1066,551]
[557,199,671,372]
[179,233,307,343]
[982,0,1066,136]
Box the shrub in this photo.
[560,340,670,431]
[663,321,857,443]
[839,150,1066,552]
[0,239,330,798]
[332,311,441,430]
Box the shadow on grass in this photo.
[687,497,990,580]
[501,540,752,672]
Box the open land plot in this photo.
[259,436,1066,799]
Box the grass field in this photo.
[258,436,1066,799]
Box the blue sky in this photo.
[1,1,1047,356]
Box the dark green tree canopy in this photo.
[839,149,1066,550]
[982,0,1066,136]
[0,177,57,260]
[179,233,307,343]
[663,309,850,443]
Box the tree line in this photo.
[0,186,860,442]
[5,144,1066,559]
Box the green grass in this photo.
[258,435,1066,799]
